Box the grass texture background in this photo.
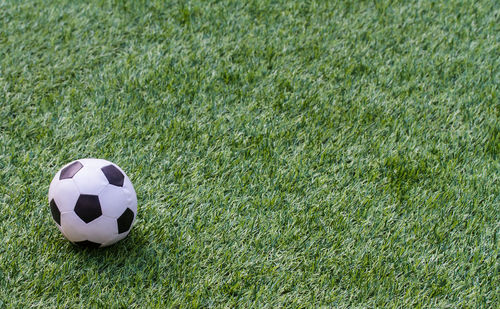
[0,0,499,307]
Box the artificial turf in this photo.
[0,0,499,307]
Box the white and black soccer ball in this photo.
[48,158,137,248]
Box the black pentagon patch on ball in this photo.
[74,194,102,223]
[60,161,83,180]
[75,240,101,248]
[117,208,134,233]
[101,165,124,187]
[50,199,61,225]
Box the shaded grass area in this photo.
[0,0,499,307]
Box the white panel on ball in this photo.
[99,185,133,218]
[123,177,138,213]
[60,212,88,242]
[51,180,81,213]
[84,216,119,244]
[101,232,129,247]
[79,158,111,169]
[72,166,109,194]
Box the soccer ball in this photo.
[48,158,137,248]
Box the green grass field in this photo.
[1,0,499,307]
